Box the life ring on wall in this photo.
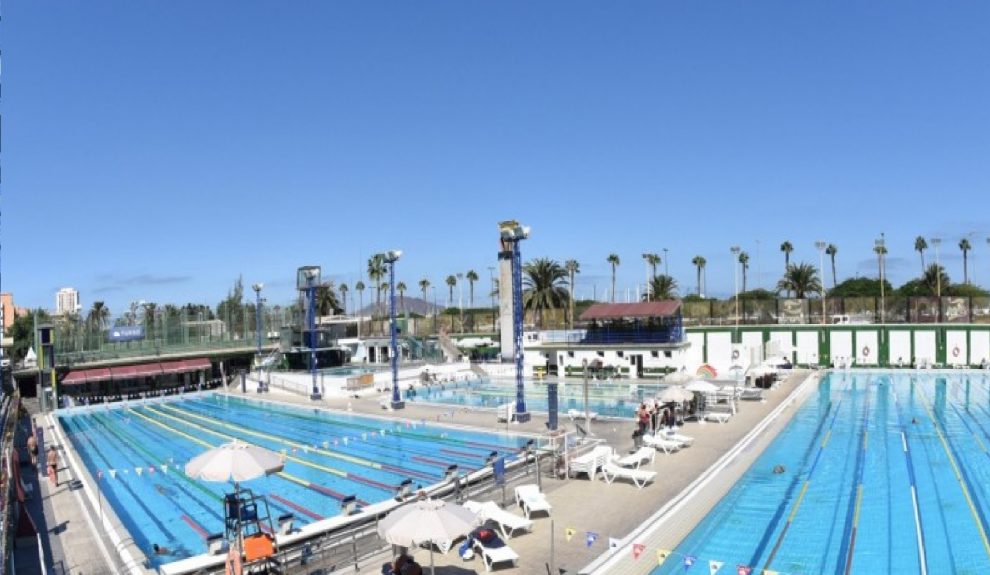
[731,349,740,360]
[862,346,871,357]
[952,346,961,358]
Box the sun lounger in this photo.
[568,445,612,480]
[642,434,683,454]
[602,461,657,489]
[472,534,520,571]
[566,409,598,421]
[613,446,655,468]
[739,388,764,401]
[463,500,533,539]
[496,403,513,422]
[661,430,694,446]
[514,484,552,519]
[705,412,731,424]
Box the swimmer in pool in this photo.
[773,465,786,474]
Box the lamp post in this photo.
[457,272,465,333]
[663,248,669,276]
[815,241,827,325]
[931,237,942,323]
[641,253,651,301]
[297,266,322,400]
[383,250,404,409]
[582,358,591,435]
[252,283,264,376]
[730,246,741,341]
[875,234,886,324]
[499,221,531,423]
[488,266,496,335]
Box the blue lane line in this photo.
[835,376,871,575]
[891,381,929,575]
[945,401,990,543]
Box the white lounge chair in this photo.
[568,445,612,480]
[495,403,513,422]
[661,430,694,447]
[602,461,657,489]
[566,409,598,421]
[514,484,552,519]
[474,538,520,571]
[642,434,683,454]
[463,500,533,539]
[613,446,655,468]
[705,412,731,424]
[739,388,764,401]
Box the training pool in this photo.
[57,394,529,568]
[651,371,990,575]
[404,379,666,418]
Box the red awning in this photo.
[579,301,682,321]
[180,358,211,372]
[133,363,163,378]
[62,368,115,386]
[62,370,88,386]
[86,368,113,383]
[110,365,138,379]
[159,360,186,374]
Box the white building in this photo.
[56,287,81,316]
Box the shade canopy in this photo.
[377,499,478,555]
[185,441,284,483]
[656,385,695,403]
[684,380,720,394]
[662,370,693,384]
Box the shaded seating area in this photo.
[579,301,684,345]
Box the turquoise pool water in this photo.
[58,394,528,568]
[404,379,665,418]
[652,371,990,575]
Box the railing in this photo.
[580,328,682,345]
[0,393,17,575]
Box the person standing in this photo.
[26,433,38,467]
[46,446,59,487]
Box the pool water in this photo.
[58,394,528,568]
[405,379,666,418]
[652,371,990,575]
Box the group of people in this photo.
[26,433,59,487]
[381,551,423,575]
[635,401,679,436]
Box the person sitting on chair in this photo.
[152,543,172,556]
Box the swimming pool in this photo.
[651,371,990,575]
[404,379,665,418]
[57,394,529,568]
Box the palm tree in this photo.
[691,256,706,297]
[396,282,407,312]
[915,236,928,276]
[418,278,431,310]
[87,301,110,331]
[339,283,349,315]
[607,253,621,302]
[776,263,822,299]
[564,259,580,329]
[643,253,661,301]
[445,275,457,329]
[465,270,479,308]
[923,263,951,295]
[779,242,794,296]
[960,238,972,284]
[367,254,386,333]
[316,281,342,316]
[522,258,570,329]
[738,251,750,293]
[825,244,838,288]
[642,275,678,301]
[355,281,366,317]
[873,243,887,279]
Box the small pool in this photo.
[651,371,990,574]
[58,394,529,568]
[405,378,667,418]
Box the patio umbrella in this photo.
[378,498,479,574]
[185,440,284,484]
[656,385,694,403]
[684,380,719,394]
[662,370,692,384]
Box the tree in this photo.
[607,253,621,302]
[825,244,838,288]
[418,278,431,310]
[339,283,349,315]
[368,255,386,334]
[780,241,793,296]
[316,281,342,316]
[830,277,891,298]
[355,281,366,317]
[396,282,407,312]
[564,259,580,329]
[923,263,951,296]
[9,309,50,364]
[642,275,678,301]
[738,251,750,293]
[87,301,110,332]
[445,275,457,329]
[465,270,479,308]
[776,263,822,299]
[914,236,928,276]
[522,258,570,329]
[691,256,706,297]
[960,238,972,284]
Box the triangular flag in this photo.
[97,470,103,480]
[161,464,169,474]
[322,441,329,449]
[657,549,672,566]
[134,467,142,476]
[632,543,645,559]
[684,555,696,569]
[343,437,349,445]
[709,560,724,574]
[148,466,155,474]
[381,429,387,436]
[608,537,621,549]
[361,433,367,440]
[762,571,778,575]
[109,469,117,479]
[737,566,752,575]
[565,528,576,542]
[586,532,598,547]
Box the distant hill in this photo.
[354,296,445,317]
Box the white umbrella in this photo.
[662,370,692,384]
[656,385,694,403]
[378,498,479,573]
[185,440,284,483]
[684,380,719,394]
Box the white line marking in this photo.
[911,486,928,575]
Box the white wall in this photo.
[685,332,706,371]
[796,331,819,365]
[768,331,794,361]
[914,331,937,364]
[741,332,763,362]
[888,331,911,365]
[972,331,990,365]
[706,332,733,374]
[946,330,968,366]
[830,330,853,364]
[856,330,879,365]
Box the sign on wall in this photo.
[107,326,145,342]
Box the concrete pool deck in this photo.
[24,369,813,575]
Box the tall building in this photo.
[56,287,81,316]
[0,293,14,330]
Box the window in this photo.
[567,351,574,358]
[597,351,604,357]
[651,351,659,358]
[617,351,624,358]
[664,351,672,358]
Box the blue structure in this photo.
[297,266,322,400]
[384,250,404,409]
[499,221,531,423]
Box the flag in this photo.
[148,466,155,474]
[609,537,621,549]
[737,566,752,575]
[762,571,778,575]
[684,555,697,569]
[657,549,672,565]
[135,467,143,476]
[709,560,723,574]
[632,543,645,559]
[109,469,117,479]
[161,464,169,474]
[565,528,576,542]
[97,470,103,480]
[586,532,598,547]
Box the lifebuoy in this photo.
[731,350,740,360]
[952,346,960,358]
[862,346,871,357]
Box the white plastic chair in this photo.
[463,500,533,539]
[602,461,657,489]
[514,484,552,519]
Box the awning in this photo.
[160,360,186,374]
[109,365,138,379]
[133,363,163,378]
[180,358,211,372]
[61,368,114,386]
[580,301,682,321]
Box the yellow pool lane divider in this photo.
[913,383,990,562]
[154,403,383,471]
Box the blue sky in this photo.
[3,1,989,314]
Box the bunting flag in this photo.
[343,438,349,445]
[333,439,339,446]
[135,467,142,476]
[109,469,117,479]
[737,566,752,575]
[762,571,778,575]
[684,555,697,569]
[586,532,598,547]
[161,465,169,474]
[657,549,672,566]
[609,537,621,549]
[632,543,646,559]
[123,468,129,475]
[565,528,576,542]
[322,441,329,449]
[362,433,368,441]
[97,470,103,480]
[709,560,723,574]
[371,431,377,438]
[148,466,155,474]
[381,429,387,436]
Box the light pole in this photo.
[730,246,741,340]
[582,358,591,435]
[297,266,322,400]
[663,248,669,276]
[252,283,264,375]
[641,254,651,301]
[383,250,404,409]
[815,241,827,325]
[457,272,464,333]
[875,234,886,324]
[499,221,531,423]
[931,237,942,323]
